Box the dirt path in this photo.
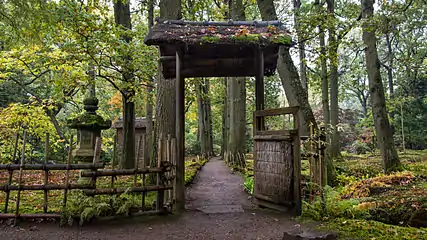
[0,157,299,240]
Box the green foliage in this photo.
[302,186,370,221]
[318,218,427,240]
[62,191,156,226]
[350,140,372,154]
[184,157,208,186]
[243,176,254,194]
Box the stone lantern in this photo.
[67,96,111,184]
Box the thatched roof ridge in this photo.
[144,19,292,46]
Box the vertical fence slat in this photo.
[63,135,73,211]
[92,137,102,187]
[141,134,146,211]
[14,129,27,225]
[171,138,177,207]
[110,134,117,212]
[166,135,171,205]
[156,134,163,211]
[4,169,12,213]
[5,131,20,213]
[43,133,50,213]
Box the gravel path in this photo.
[0,157,300,240]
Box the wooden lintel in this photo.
[254,129,297,137]
[254,107,299,117]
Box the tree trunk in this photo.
[155,0,181,158]
[225,0,246,169]
[293,0,308,92]
[145,0,155,169]
[385,32,395,134]
[326,0,340,161]
[314,0,334,185]
[221,78,228,156]
[227,77,246,168]
[361,0,400,172]
[197,78,214,158]
[114,0,135,169]
[256,0,316,133]
[385,33,394,97]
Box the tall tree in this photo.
[113,0,135,169]
[327,0,340,159]
[145,0,155,169]
[256,0,317,133]
[361,0,400,172]
[315,0,333,185]
[293,0,308,91]
[155,0,181,143]
[225,0,246,168]
[197,78,214,158]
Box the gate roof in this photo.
[144,19,292,78]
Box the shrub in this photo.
[302,186,370,221]
[350,140,372,154]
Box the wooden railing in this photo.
[0,132,176,225]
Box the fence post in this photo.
[156,135,165,212]
[14,129,27,225]
[91,137,102,187]
[43,133,50,213]
[63,135,73,213]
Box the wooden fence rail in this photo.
[0,131,176,225]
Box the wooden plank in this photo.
[253,134,293,141]
[175,50,185,210]
[83,185,173,196]
[43,133,49,213]
[15,130,26,225]
[254,129,297,136]
[62,135,73,211]
[0,184,95,191]
[293,131,302,216]
[80,167,166,177]
[253,198,291,213]
[254,107,299,117]
[0,213,62,219]
[0,163,105,171]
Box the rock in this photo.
[283,227,337,240]
[29,226,39,231]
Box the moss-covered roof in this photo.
[144,19,292,46]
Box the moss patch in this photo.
[269,34,292,45]
[318,218,427,240]
[184,157,208,186]
[231,33,260,43]
[67,113,111,130]
[201,35,221,43]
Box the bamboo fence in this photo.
[0,131,176,224]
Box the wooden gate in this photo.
[252,107,301,215]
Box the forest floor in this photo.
[0,157,302,240]
[241,149,427,240]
